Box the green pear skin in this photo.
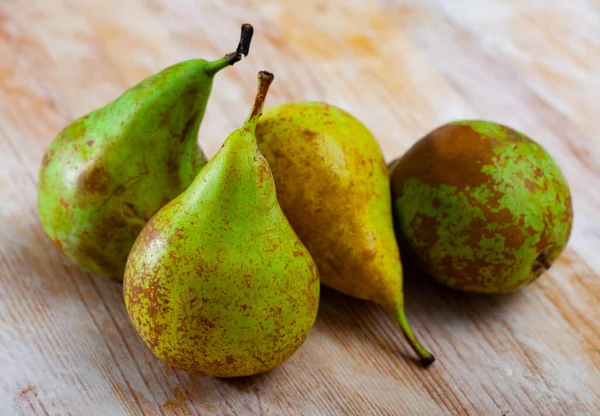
[37,25,253,280]
[123,72,320,377]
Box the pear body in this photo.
[38,59,219,279]
[390,121,573,293]
[255,102,434,365]
[256,102,400,307]
[124,76,320,377]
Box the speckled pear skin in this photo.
[255,102,434,366]
[123,72,320,378]
[37,25,253,280]
[390,121,573,294]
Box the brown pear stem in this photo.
[237,23,254,56]
[206,24,254,75]
[225,23,254,65]
[244,71,274,129]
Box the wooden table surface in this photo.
[1,0,599,414]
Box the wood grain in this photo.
[1,0,599,414]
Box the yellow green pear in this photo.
[256,102,434,366]
[123,72,320,377]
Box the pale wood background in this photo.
[1,0,599,414]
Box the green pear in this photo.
[123,72,320,377]
[390,120,573,293]
[255,102,434,366]
[37,24,253,280]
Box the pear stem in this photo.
[393,307,435,367]
[205,23,254,76]
[237,23,254,56]
[244,71,274,130]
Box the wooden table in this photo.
[1,0,599,414]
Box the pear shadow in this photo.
[213,369,274,393]
[401,257,528,319]
[314,257,530,367]
[314,285,423,366]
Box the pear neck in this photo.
[243,71,274,132]
[204,55,236,76]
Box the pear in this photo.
[123,72,320,377]
[37,24,253,280]
[255,102,434,366]
[390,120,573,293]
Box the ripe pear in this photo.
[123,72,320,378]
[255,102,434,366]
[37,24,253,280]
[390,120,573,293]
